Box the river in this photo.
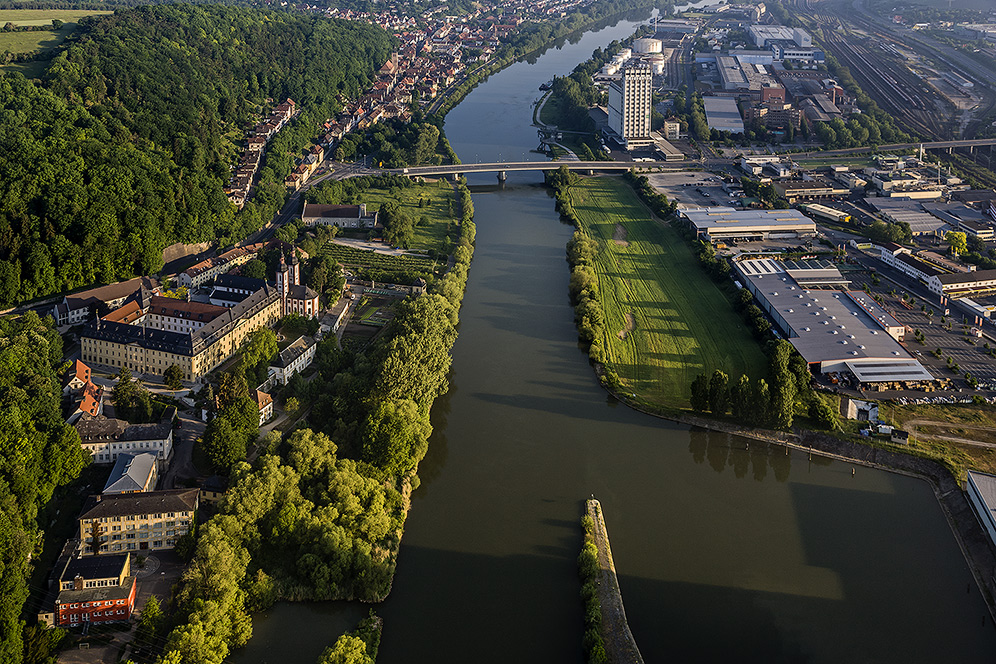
[231,11,996,663]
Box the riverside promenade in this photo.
[586,499,645,664]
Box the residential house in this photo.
[51,277,159,327]
[63,359,92,394]
[209,274,266,308]
[102,453,159,494]
[270,336,317,385]
[75,406,176,464]
[200,475,230,505]
[175,246,257,289]
[77,488,199,556]
[67,381,104,425]
[254,390,273,425]
[49,554,137,628]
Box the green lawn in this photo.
[0,25,73,54]
[568,177,767,408]
[1,59,47,77]
[0,9,110,25]
[0,10,110,75]
[539,92,567,127]
[359,180,459,254]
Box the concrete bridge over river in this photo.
[386,136,996,182]
[388,160,684,182]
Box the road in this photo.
[387,159,686,177]
[239,161,378,248]
[905,419,996,449]
[427,60,495,116]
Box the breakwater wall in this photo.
[586,499,645,664]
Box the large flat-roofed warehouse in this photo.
[681,207,816,241]
[967,471,996,552]
[736,258,935,386]
[702,96,745,133]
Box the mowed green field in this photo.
[0,10,109,66]
[568,177,767,408]
[358,180,459,254]
[0,26,73,54]
[0,9,110,26]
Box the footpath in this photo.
[586,499,645,664]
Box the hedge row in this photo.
[579,514,608,664]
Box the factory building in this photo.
[748,25,812,49]
[967,472,996,553]
[926,269,996,298]
[772,179,849,203]
[681,207,816,242]
[736,258,934,385]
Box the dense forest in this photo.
[0,312,89,664]
[0,5,394,308]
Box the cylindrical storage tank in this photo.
[633,37,663,54]
[651,60,665,75]
[601,64,619,76]
[618,48,632,60]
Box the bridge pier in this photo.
[497,170,506,183]
[588,169,595,176]
[451,173,462,182]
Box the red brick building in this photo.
[53,554,136,627]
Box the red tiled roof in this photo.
[75,381,103,416]
[148,297,227,321]
[253,390,272,410]
[65,359,91,388]
[103,301,144,325]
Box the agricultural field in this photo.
[359,180,460,255]
[0,25,72,54]
[568,176,767,408]
[321,244,437,275]
[0,10,109,75]
[0,9,111,26]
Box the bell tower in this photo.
[289,250,301,287]
[276,252,289,315]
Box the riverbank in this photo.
[547,170,996,626]
[606,389,996,626]
[428,2,670,122]
[585,499,645,664]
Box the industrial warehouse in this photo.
[681,207,816,242]
[736,258,936,388]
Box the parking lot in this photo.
[862,282,996,391]
[644,170,737,209]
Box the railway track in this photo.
[788,0,945,138]
[819,26,946,139]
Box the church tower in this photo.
[276,251,289,315]
[289,250,301,288]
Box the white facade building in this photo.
[270,336,317,385]
[607,63,653,149]
[75,407,176,464]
